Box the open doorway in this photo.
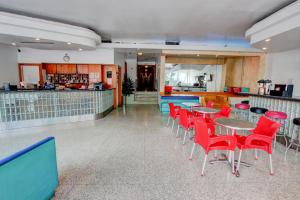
[137,65,156,91]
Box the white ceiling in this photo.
[0,0,295,46]
[253,27,300,53]
[0,34,93,50]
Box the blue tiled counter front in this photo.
[160,95,200,114]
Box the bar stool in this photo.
[249,107,268,123]
[265,111,288,148]
[241,100,249,104]
[235,103,250,120]
[285,118,300,154]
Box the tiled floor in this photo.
[1,105,300,200]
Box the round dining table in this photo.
[193,107,219,118]
[214,117,256,177]
[181,102,201,111]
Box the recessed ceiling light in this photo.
[78,48,83,51]
[137,52,143,56]
[145,65,148,68]
[35,38,40,41]
[265,38,271,42]
[11,42,16,46]
[262,47,267,50]
[67,42,72,45]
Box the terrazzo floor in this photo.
[1,105,300,200]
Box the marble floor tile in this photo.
[1,105,300,200]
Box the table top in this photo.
[215,118,256,131]
[181,102,201,107]
[193,107,219,114]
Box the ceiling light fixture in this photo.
[145,65,148,68]
[35,38,40,41]
[67,42,72,45]
[137,52,143,56]
[262,47,267,50]
[265,38,271,42]
[11,42,16,46]
[78,48,83,51]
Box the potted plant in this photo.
[122,77,134,106]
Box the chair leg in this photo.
[283,135,288,148]
[269,154,274,175]
[274,134,277,149]
[171,120,175,131]
[189,143,196,160]
[166,116,170,126]
[176,125,180,138]
[254,149,258,160]
[182,130,187,145]
[285,142,293,156]
[201,154,208,176]
[231,151,235,174]
[236,150,243,172]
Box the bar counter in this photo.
[0,90,113,131]
[243,93,300,137]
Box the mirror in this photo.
[165,63,223,92]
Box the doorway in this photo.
[137,65,156,91]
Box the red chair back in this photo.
[219,106,232,118]
[253,116,281,139]
[194,118,209,149]
[206,100,214,108]
[168,102,177,119]
[179,108,190,129]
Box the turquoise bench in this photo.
[0,137,59,200]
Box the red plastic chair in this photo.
[167,102,181,131]
[189,117,216,160]
[176,108,194,145]
[235,116,281,175]
[206,107,232,130]
[206,100,214,108]
[215,106,232,118]
[192,118,236,176]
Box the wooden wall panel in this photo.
[166,56,226,65]
[224,56,264,93]
[241,57,260,93]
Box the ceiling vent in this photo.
[165,41,180,45]
[102,39,112,43]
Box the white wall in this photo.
[114,51,126,80]
[126,58,137,88]
[266,48,300,96]
[201,65,223,92]
[18,47,114,64]
[0,44,18,86]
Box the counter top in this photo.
[160,92,240,97]
[240,93,300,102]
